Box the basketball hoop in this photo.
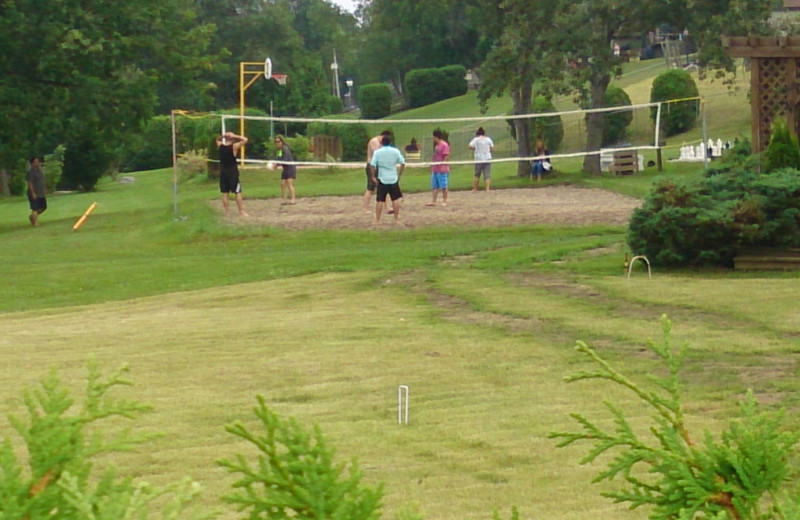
[264,57,272,80]
[272,74,288,86]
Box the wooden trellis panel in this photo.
[723,36,800,152]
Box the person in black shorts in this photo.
[216,131,249,217]
[26,157,47,226]
[274,135,297,205]
[369,135,405,223]
[363,130,392,213]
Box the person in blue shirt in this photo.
[369,135,405,223]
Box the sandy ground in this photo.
[222,186,641,231]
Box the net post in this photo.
[655,102,663,172]
[239,62,247,161]
[171,110,178,216]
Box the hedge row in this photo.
[404,65,468,109]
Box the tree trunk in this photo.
[0,167,10,197]
[512,84,533,177]
[582,74,611,175]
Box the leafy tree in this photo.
[475,0,778,175]
[197,0,357,117]
[551,316,800,519]
[218,396,384,520]
[0,0,218,191]
[477,0,562,176]
[0,361,208,519]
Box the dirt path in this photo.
[224,186,641,231]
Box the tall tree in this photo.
[197,0,356,116]
[476,0,561,177]
[360,0,481,88]
[476,0,780,175]
[0,0,217,191]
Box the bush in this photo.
[508,96,564,152]
[325,95,345,115]
[206,136,219,179]
[404,68,447,109]
[601,85,633,146]
[627,166,800,266]
[60,134,115,191]
[307,122,369,162]
[440,64,468,98]
[358,83,392,119]
[43,144,65,192]
[764,117,800,173]
[218,396,384,520]
[122,115,173,172]
[649,68,700,137]
[283,134,312,161]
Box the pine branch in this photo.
[550,316,800,519]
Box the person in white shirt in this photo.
[468,127,494,191]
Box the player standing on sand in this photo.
[216,132,249,217]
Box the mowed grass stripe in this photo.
[1,271,660,519]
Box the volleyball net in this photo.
[171,97,713,175]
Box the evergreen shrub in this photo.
[358,83,392,119]
[628,167,800,266]
[0,362,206,519]
[763,117,800,173]
[601,85,633,146]
[552,316,800,519]
[649,68,700,137]
[218,396,384,520]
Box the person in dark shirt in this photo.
[215,131,249,217]
[274,135,297,205]
[25,157,47,226]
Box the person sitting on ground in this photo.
[531,139,552,181]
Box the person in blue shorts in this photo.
[426,130,450,207]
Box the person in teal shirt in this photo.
[369,136,405,223]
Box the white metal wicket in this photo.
[398,385,409,425]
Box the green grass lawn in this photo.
[1,67,798,520]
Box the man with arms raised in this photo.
[216,131,249,217]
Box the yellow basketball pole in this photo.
[239,61,267,161]
[73,202,98,231]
